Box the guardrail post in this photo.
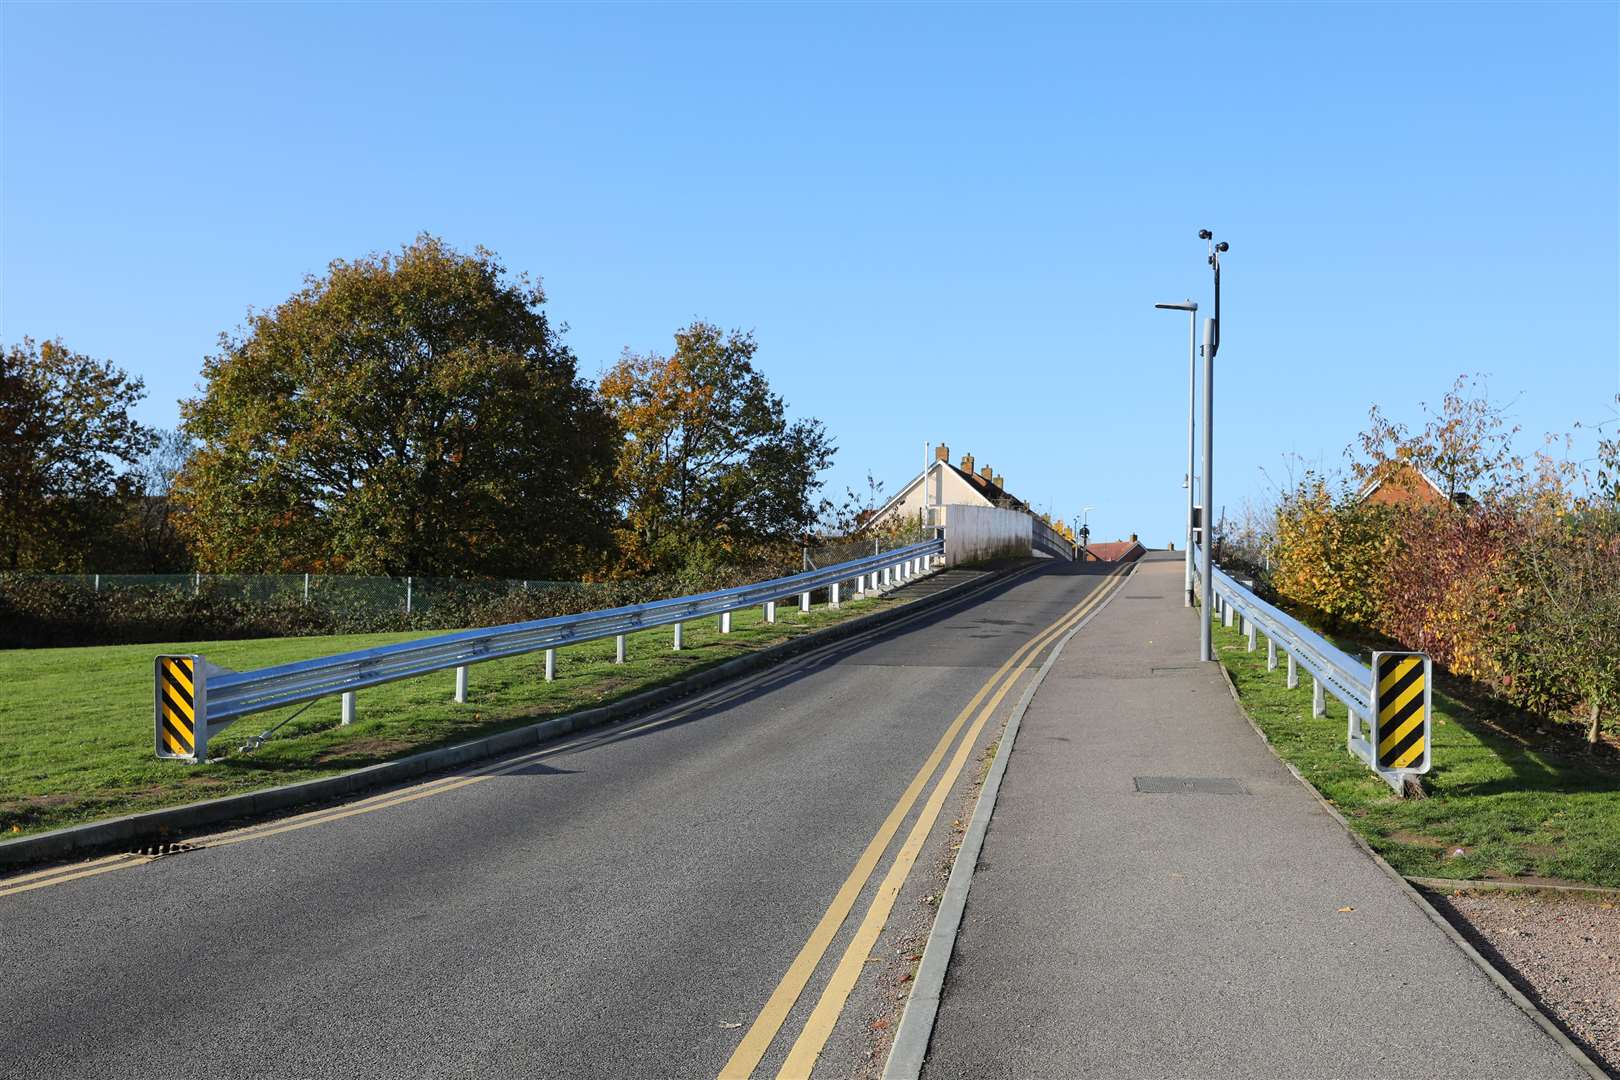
[341,691,356,725]
[454,665,468,703]
[544,648,555,681]
[615,634,626,663]
[765,601,776,623]
[1286,653,1298,689]
[1224,605,1234,628]
[800,591,811,612]
[1246,622,1256,652]
[856,573,866,595]
[672,622,683,650]
[721,611,731,633]
[1312,678,1325,717]
[882,567,892,588]
[1266,637,1277,670]
[830,582,841,609]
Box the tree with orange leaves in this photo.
[600,322,834,573]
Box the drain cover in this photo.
[1134,776,1248,795]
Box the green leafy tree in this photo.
[0,338,154,570]
[599,321,835,572]
[177,235,619,577]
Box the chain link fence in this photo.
[41,573,596,616]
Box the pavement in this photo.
[0,558,1116,1080]
[920,552,1587,1079]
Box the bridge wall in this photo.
[940,504,1033,566]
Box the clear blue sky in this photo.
[4,2,1616,548]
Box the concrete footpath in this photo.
[921,553,1587,1079]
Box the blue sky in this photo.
[4,2,1616,548]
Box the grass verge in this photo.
[1,589,920,838]
[1210,615,1620,889]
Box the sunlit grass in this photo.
[1,593,905,837]
[1212,615,1620,887]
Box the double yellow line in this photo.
[719,565,1130,1079]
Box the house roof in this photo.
[860,458,1030,530]
[1355,461,1470,506]
[1084,540,1147,563]
[945,461,1029,512]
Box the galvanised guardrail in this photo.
[156,536,946,763]
[1193,545,1431,794]
[1031,516,1076,561]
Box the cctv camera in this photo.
[1198,229,1213,240]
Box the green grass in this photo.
[1,592,910,838]
[1211,616,1620,888]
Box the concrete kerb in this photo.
[1210,653,1610,1080]
[883,561,1137,1080]
[0,560,1041,872]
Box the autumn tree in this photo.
[1352,374,1521,502]
[0,338,154,570]
[177,235,619,577]
[599,322,834,571]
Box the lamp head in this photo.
[1198,229,1213,240]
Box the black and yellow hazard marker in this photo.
[1372,651,1429,772]
[154,655,203,761]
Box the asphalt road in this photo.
[0,560,1114,1080]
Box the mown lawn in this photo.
[1211,616,1620,888]
[1,591,910,837]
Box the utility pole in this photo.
[1154,299,1198,607]
[1197,229,1227,663]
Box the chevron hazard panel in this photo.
[155,655,199,759]
[1373,651,1429,772]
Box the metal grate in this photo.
[1134,776,1248,795]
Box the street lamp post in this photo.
[1196,229,1228,662]
[1154,299,1198,608]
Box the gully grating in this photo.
[1133,776,1249,795]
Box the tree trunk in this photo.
[1588,700,1602,747]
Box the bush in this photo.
[0,565,793,650]
[1266,476,1394,631]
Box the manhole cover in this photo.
[1134,776,1248,795]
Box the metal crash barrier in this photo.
[1194,545,1431,793]
[156,535,946,763]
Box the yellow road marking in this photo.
[0,854,163,898]
[720,568,1126,1079]
[771,569,1127,1078]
